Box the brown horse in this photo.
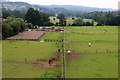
[48,58,56,66]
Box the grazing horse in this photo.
[48,58,56,66]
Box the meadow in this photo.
[64,26,118,78]
[50,17,98,26]
[2,26,118,78]
[2,41,62,78]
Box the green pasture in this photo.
[40,31,63,40]
[64,26,118,78]
[2,41,62,61]
[66,53,118,78]
[50,17,59,25]
[3,62,61,78]
[2,26,118,78]
[64,26,118,43]
[50,17,98,26]
[2,41,62,78]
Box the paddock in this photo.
[6,31,46,41]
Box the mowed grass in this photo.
[40,31,63,40]
[2,41,60,61]
[64,26,118,78]
[64,26,118,43]
[66,54,118,78]
[2,41,62,78]
[2,26,118,78]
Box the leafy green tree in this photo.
[26,23,33,29]
[25,8,50,26]
[57,13,66,26]
[25,8,39,25]
[39,12,50,26]
[10,20,20,35]
[2,23,13,39]
[92,11,118,26]
[2,16,33,39]
[73,18,83,26]
[6,17,27,34]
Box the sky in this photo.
[3,0,120,9]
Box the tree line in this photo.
[3,8,119,26]
[2,7,119,39]
[91,11,119,26]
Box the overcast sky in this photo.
[4,0,120,9]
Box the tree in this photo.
[2,23,13,39]
[6,16,27,35]
[92,11,118,26]
[25,8,39,25]
[40,12,50,26]
[2,16,33,39]
[25,8,50,26]
[57,13,66,26]
[10,19,20,35]
[73,18,83,26]
[26,23,33,29]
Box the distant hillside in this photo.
[2,2,117,17]
[40,5,117,12]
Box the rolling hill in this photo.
[2,1,117,17]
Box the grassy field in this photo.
[64,26,118,78]
[50,17,98,26]
[2,26,118,78]
[65,54,118,78]
[40,31,63,40]
[2,41,62,78]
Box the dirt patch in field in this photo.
[3,61,61,68]
[65,53,81,61]
[37,53,62,63]
[3,53,62,68]
[64,41,72,43]
[3,53,81,68]
[56,53,81,61]
[32,62,61,68]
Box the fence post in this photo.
[96,50,97,53]
[107,50,109,53]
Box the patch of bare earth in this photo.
[64,41,72,43]
[65,53,81,61]
[3,53,81,68]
